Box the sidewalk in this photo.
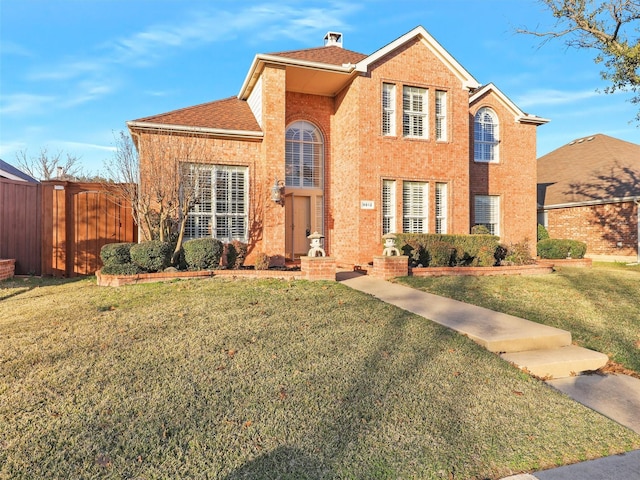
[338,272,640,480]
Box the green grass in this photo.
[396,263,640,376]
[1,276,639,479]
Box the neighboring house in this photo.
[128,26,548,267]
[0,159,38,183]
[537,134,640,260]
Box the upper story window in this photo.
[403,86,428,138]
[285,121,323,188]
[382,83,396,136]
[474,107,499,162]
[435,90,447,141]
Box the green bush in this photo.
[183,238,223,270]
[475,246,497,266]
[537,224,550,242]
[100,243,135,266]
[537,238,587,259]
[427,241,457,267]
[502,240,536,265]
[254,252,270,270]
[226,240,248,269]
[100,263,142,275]
[471,224,491,235]
[130,241,172,272]
[396,233,500,267]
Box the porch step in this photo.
[501,345,609,380]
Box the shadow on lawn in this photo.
[0,276,85,302]
[224,446,331,479]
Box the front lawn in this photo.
[1,276,639,479]
[397,263,640,377]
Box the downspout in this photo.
[633,199,640,265]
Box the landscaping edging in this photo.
[410,263,553,277]
[537,258,593,268]
[0,259,15,281]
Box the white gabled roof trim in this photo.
[127,121,263,140]
[355,26,480,90]
[470,83,550,125]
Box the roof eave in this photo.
[127,121,263,140]
[238,53,357,100]
[470,83,550,125]
[540,195,640,209]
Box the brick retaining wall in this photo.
[0,259,15,281]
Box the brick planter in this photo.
[537,258,592,268]
[371,255,409,279]
[411,263,553,277]
[0,259,16,281]
[300,256,337,281]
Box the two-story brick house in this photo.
[127,26,548,267]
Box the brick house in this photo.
[127,26,548,267]
[537,134,640,261]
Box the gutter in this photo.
[541,196,640,210]
[127,121,263,140]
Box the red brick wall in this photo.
[0,259,15,281]
[546,202,638,256]
[469,91,539,252]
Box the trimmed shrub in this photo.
[537,238,587,259]
[471,224,491,235]
[226,240,248,269]
[503,240,536,265]
[475,246,497,266]
[130,241,172,272]
[537,224,550,242]
[396,233,500,267]
[100,263,142,276]
[182,238,223,270]
[254,252,270,270]
[428,241,457,267]
[100,243,135,267]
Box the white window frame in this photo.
[402,86,428,139]
[403,181,428,233]
[474,195,500,236]
[435,90,447,141]
[184,164,249,242]
[285,121,323,189]
[435,182,448,234]
[382,83,396,136]
[382,180,396,234]
[474,107,499,163]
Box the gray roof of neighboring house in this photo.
[537,134,640,208]
[0,159,39,183]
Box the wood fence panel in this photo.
[0,178,41,275]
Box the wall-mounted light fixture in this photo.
[271,178,284,204]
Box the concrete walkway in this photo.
[338,272,640,480]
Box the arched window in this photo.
[285,121,323,188]
[474,108,499,162]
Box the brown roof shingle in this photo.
[268,45,367,66]
[130,97,261,132]
[537,134,640,207]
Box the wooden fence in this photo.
[1,179,137,277]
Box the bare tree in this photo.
[103,130,210,265]
[519,0,640,120]
[16,147,83,181]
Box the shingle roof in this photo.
[130,97,261,132]
[537,134,640,207]
[268,45,367,66]
[0,159,39,182]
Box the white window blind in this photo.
[474,195,500,236]
[403,181,428,233]
[382,180,396,234]
[435,90,447,141]
[474,108,499,162]
[382,83,396,136]
[402,86,428,138]
[285,121,323,188]
[184,164,248,242]
[435,182,448,234]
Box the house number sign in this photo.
[360,200,375,210]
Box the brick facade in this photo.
[131,27,545,267]
[546,202,639,256]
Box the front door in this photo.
[285,194,311,259]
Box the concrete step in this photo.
[501,345,609,380]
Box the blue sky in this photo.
[1,0,638,175]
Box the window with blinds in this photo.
[435,182,448,234]
[382,83,396,136]
[474,108,499,162]
[184,164,248,242]
[402,86,428,138]
[474,195,500,236]
[435,90,447,141]
[382,180,396,234]
[285,121,323,188]
[403,181,428,233]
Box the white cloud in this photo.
[0,93,56,115]
[58,141,117,153]
[514,88,601,108]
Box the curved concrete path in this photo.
[338,272,640,480]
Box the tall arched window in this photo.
[474,107,499,162]
[285,121,323,188]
